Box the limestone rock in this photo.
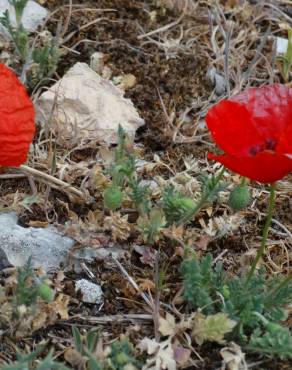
[0,212,74,272]
[0,0,48,35]
[36,62,144,147]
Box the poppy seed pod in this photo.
[229,184,251,211]
[103,186,123,210]
[206,84,292,183]
[0,64,35,167]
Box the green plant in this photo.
[0,0,60,87]
[177,168,226,225]
[103,126,226,243]
[72,325,99,356]
[110,125,136,187]
[247,315,292,359]
[12,257,54,317]
[71,326,141,370]
[127,178,151,215]
[103,186,123,210]
[162,185,197,224]
[29,39,60,87]
[106,339,141,370]
[181,253,292,358]
[1,345,69,370]
[181,253,224,314]
[72,326,102,370]
[277,27,292,82]
[137,209,166,244]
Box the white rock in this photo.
[0,212,74,271]
[36,62,144,147]
[0,0,48,35]
[75,279,103,304]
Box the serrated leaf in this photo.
[191,312,237,345]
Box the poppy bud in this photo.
[229,184,251,211]
[177,198,197,211]
[37,283,54,302]
[222,285,230,299]
[103,186,123,210]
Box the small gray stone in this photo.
[207,67,226,96]
[0,212,75,272]
[75,279,103,304]
[70,246,128,273]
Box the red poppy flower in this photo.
[0,64,35,167]
[206,84,292,183]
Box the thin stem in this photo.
[179,167,226,225]
[246,182,276,283]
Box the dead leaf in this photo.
[64,348,86,370]
[194,235,211,251]
[116,74,137,90]
[159,313,177,337]
[32,310,48,331]
[134,245,156,267]
[138,278,155,292]
[138,337,176,370]
[121,282,137,300]
[220,342,247,370]
[162,224,184,240]
[173,341,191,366]
[52,293,69,320]
[104,212,131,241]
[54,270,66,291]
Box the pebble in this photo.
[75,279,103,304]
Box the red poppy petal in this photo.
[208,151,292,183]
[276,123,292,154]
[206,100,266,156]
[231,84,292,141]
[0,64,35,167]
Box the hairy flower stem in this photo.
[246,182,276,283]
[179,167,226,225]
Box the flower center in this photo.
[249,138,277,156]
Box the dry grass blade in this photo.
[137,0,190,40]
